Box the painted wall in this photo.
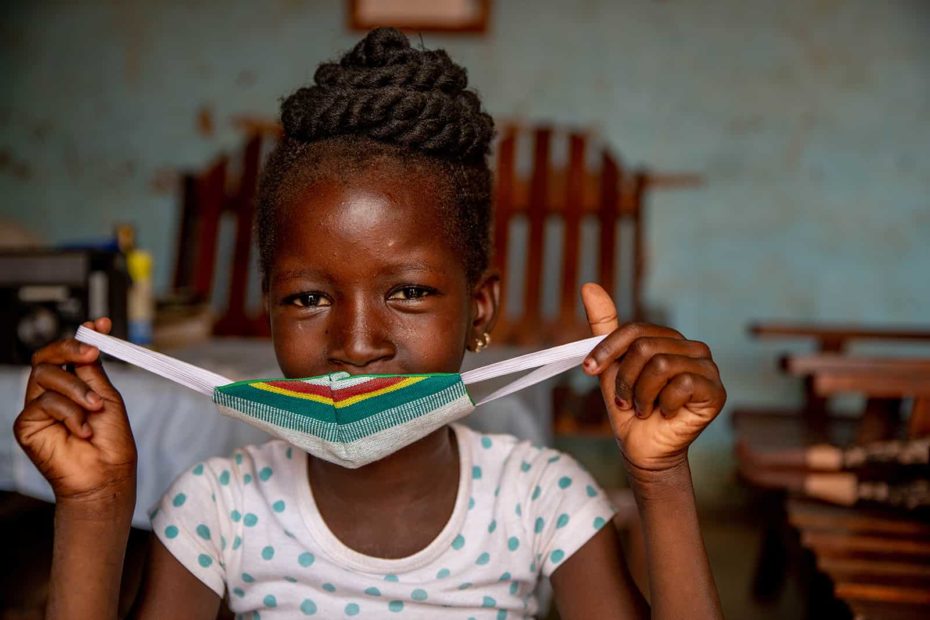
[3,0,929,500]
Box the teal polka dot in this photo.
[494,486,500,497]
[243,474,253,485]
[497,611,508,620]
[233,587,245,597]
[481,436,492,448]
[531,485,541,500]
[468,497,475,510]
[547,455,561,463]
[197,554,213,567]
[242,573,255,583]
[261,546,274,560]
[345,603,359,616]
[263,594,277,608]
[388,600,404,612]
[451,535,465,550]
[499,572,511,581]
[594,516,607,529]
[193,463,204,475]
[284,576,297,583]
[476,552,490,565]
[436,568,450,579]
[472,466,482,480]
[210,492,215,503]
[535,517,546,534]
[172,493,186,507]
[164,525,178,539]
[219,470,230,485]
[272,500,286,513]
[300,599,317,615]
[411,588,428,601]
[556,513,570,529]
[149,507,159,519]
[507,537,519,551]
[322,583,336,592]
[520,461,531,472]
[458,582,472,590]
[515,503,522,517]
[586,484,598,497]
[232,536,242,550]
[384,574,399,582]
[253,613,261,620]
[286,447,293,459]
[259,467,273,481]
[244,513,258,527]
[365,587,381,596]
[196,524,211,540]
[231,509,241,522]
[235,453,243,465]
[550,549,565,564]
[530,561,536,572]
[482,596,496,608]
[298,552,315,567]
[221,535,227,550]
[488,520,497,533]
[509,581,519,595]
[558,476,572,489]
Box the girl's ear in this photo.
[470,270,501,344]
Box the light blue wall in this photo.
[3,1,929,499]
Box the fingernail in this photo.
[81,423,92,436]
[615,396,630,409]
[78,343,89,354]
[583,358,596,372]
[86,391,102,406]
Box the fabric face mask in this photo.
[76,328,604,469]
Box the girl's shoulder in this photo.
[454,424,600,497]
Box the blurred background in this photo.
[1,1,929,619]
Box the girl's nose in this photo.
[326,297,395,369]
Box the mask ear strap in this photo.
[461,335,605,405]
[75,327,231,396]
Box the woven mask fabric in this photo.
[214,373,473,468]
[75,328,602,469]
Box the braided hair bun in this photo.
[280,28,494,162]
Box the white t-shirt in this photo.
[151,424,616,619]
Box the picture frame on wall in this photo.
[349,0,490,34]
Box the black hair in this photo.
[257,28,495,284]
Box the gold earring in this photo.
[474,332,491,353]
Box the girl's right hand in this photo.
[13,317,137,505]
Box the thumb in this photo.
[581,283,620,336]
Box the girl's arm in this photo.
[552,284,725,619]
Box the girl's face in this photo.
[265,167,498,379]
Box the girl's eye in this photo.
[288,292,331,308]
[388,286,434,301]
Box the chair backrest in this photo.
[492,124,648,345]
[173,122,655,343]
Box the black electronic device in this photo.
[0,250,130,364]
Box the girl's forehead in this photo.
[271,172,464,280]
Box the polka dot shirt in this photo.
[151,424,616,618]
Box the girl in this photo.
[14,29,725,619]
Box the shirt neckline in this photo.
[294,424,473,573]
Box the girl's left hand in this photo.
[580,283,727,473]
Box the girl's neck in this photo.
[306,426,460,504]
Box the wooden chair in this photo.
[172,121,701,344]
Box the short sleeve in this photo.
[524,450,617,577]
[150,459,234,596]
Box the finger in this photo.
[613,338,712,408]
[30,338,100,368]
[31,391,93,438]
[581,283,620,338]
[657,373,699,417]
[583,323,686,376]
[631,355,719,418]
[31,363,104,410]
